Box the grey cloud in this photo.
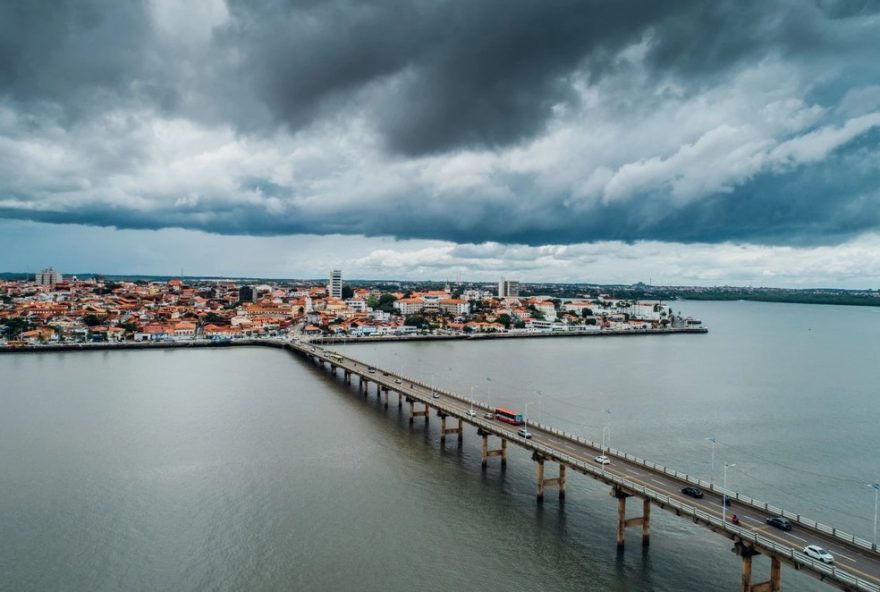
[1,0,880,250]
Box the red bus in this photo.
[494,407,524,425]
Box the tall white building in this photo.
[498,278,520,298]
[35,267,62,287]
[329,270,342,298]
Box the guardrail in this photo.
[296,342,880,576]
[522,419,880,557]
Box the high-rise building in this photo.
[498,278,520,298]
[35,267,62,287]
[329,270,342,298]
[238,285,256,303]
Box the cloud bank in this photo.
[1,0,879,249]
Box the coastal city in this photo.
[0,268,703,346]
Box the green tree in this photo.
[1,317,31,338]
[375,293,397,313]
[581,308,593,317]
[341,286,355,299]
[496,313,512,328]
[404,314,429,328]
[82,314,103,327]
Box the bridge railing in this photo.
[523,441,880,592]
[303,344,880,560]
[524,418,880,556]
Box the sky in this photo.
[1,0,880,287]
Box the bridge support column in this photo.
[408,399,429,424]
[480,433,507,469]
[398,391,403,408]
[381,387,389,408]
[533,454,566,502]
[611,488,651,551]
[735,544,780,592]
[344,371,351,384]
[438,412,463,446]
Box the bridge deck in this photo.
[290,340,880,592]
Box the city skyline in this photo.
[2,1,880,287]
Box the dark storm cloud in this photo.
[223,0,774,154]
[0,1,159,120]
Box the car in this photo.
[484,412,495,419]
[395,378,402,384]
[681,486,704,499]
[518,428,532,439]
[594,455,611,465]
[432,392,440,399]
[803,544,834,564]
[766,516,793,531]
[367,367,375,374]
[466,409,477,417]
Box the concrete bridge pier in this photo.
[398,391,403,408]
[344,370,351,384]
[437,412,463,446]
[735,543,781,592]
[532,454,566,502]
[479,431,507,469]
[380,387,389,408]
[408,399,429,424]
[612,488,651,550]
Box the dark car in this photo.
[682,486,704,498]
[766,516,792,531]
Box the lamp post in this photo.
[870,483,880,548]
[707,436,717,483]
[601,409,612,452]
[485,377,492,411]
[524,401,535,433]
[430,374,435,397]
[723,463,736,524]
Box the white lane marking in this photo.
[834,551,858,564]
[650,478,665,485]
[743,516,764,525]
[784,532,808,543]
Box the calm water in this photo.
[2,300,878,591]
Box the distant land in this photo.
[2,272,878,308]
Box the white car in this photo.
[395,378,402,384]
[594,455,611,465]
[518,428,532,439]
[466,409,477,417]
[484,412,495,419]
[803,545,834,564]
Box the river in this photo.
[2,300,878,591]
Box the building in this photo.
[498,278,520,298]
[239,286,256,303]
[329,270,342,299]
[35,268,62,287]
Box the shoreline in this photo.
[0,327,707,354]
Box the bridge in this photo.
[280,339,880,592]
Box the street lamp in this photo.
[485,377,492,410]
[723,463,736,524]
[707,436,717,482]
[601,409,612,452]
[524,401,536,432]
[869,483,880,548]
